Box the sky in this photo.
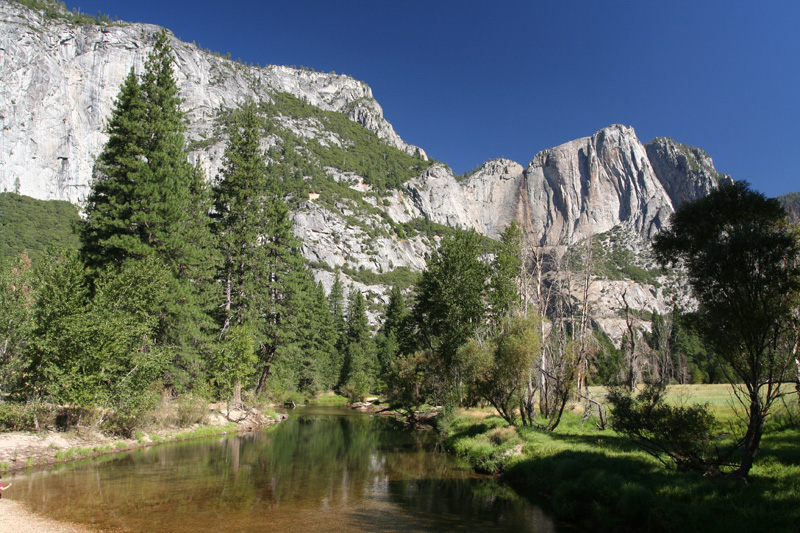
[65,0,799,197]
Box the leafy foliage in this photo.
[608,384,725,473]
[653,181,800,477]
[412,229,490,369]
[467,315,541,425]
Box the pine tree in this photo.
[81,67,148,269]
[213,104,271,330]
[309,282,340,389]
[376,285,408,377]
[489,222,523,324]
[327,269,347,349]
[212,104,272,401]
[254,196,310,394]
[340,289,377,394]
[81,30,217,390]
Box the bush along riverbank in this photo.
[439,407,800,533]
[0,398,283,474]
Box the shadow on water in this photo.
[8,406,560,532]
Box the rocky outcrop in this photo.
[292,200,429,274]
[521,125,675,244]
[0,1,423,202]
[645,137,730,209]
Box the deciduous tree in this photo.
[653,181,800,477]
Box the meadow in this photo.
[441,384,800,533]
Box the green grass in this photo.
[441,388,800,533]
[311,393,351,406]
[175,423,239,440]
[589,383,796,424]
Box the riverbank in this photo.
[441,405,800,533]
[0,402,281,473]
[0,499,96,533]
[0,402,283,532]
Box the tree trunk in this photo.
[255,344,276,396]
[795,357,800,411]
[735,391,765,478]
[233,379,242,406]
[623,288,638,391]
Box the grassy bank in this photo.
[440,386,800,533]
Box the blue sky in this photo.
[67,1,798,197]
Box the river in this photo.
[8,406,558,532]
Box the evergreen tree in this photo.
[81,30,217,390]
[213,104,271,331]
[81,67,148,270]
[346,289,370,345]
[306,282,340,390]
[254,197,309,394]
[413,229,489,368]
[340,289,377,397]
[327,269,347,350]
[376,285,409,378]
[268,272,339,394]
[383,285,408,336]
[212,105,272,400]
[489,222,523,324]
[412,229,490,407]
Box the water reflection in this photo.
[9,406,557,532]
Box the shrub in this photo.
[174,394,208,427]
[0,402,37,430]
[607,383,728,473]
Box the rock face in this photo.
[645,137,731,209]
[777,192,800,225]
[404,125,724,246]
[0,2,424,203]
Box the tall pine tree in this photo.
[254,197,310,394]
[81,30,217,390]
[212,104,273,401]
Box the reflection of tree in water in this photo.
[12,410,552,532]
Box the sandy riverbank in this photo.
[0,403,282,531]
[0,403,278,473]
[0,499,96,533]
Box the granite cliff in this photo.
[0,1,424,204]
